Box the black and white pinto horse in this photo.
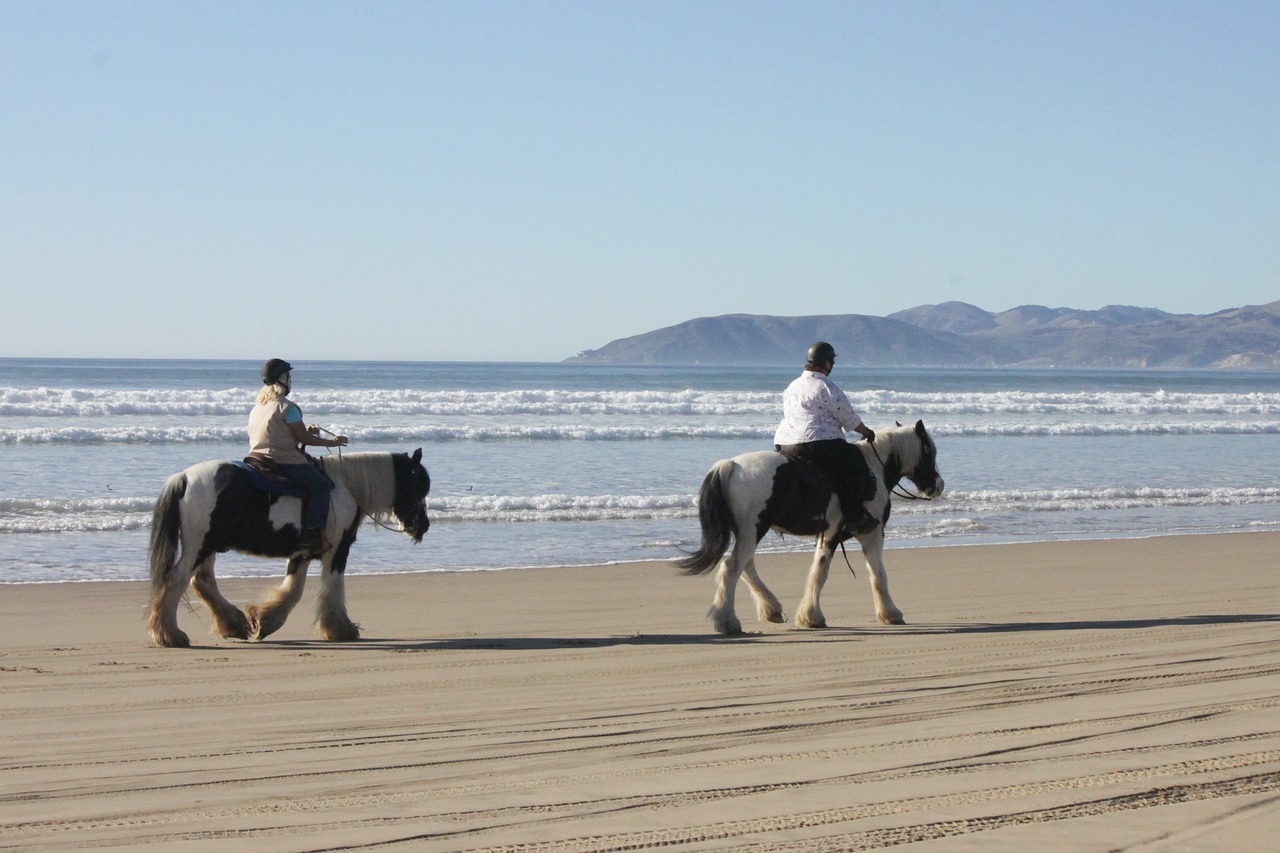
[678,421,943,635]
[147,450,430,648]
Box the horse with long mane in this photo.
[147,450,430,647]
[677,421,943,634]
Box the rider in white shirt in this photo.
[773,342,879,536]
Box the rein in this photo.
[313,430,400,534]
[314,425,343,461]
[839,540,857,578]
[365,515,402,533]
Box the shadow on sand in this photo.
[234,613,1280,652]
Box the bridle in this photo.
[314,427,426,537]
[839,432,937,578]
[867,438,936,502]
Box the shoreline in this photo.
[3,532,1279,849]
[3,526,1276,587]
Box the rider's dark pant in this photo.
[280,462,334,530]
[775,439,874,523]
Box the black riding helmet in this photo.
[805,341,836,369]
[261,358,292,385]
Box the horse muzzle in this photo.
[924,476,945,499]
[405,506,430,542]
[909,474,944,499]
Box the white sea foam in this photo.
[5,419,1279,444]
[0,497,155,533]
[6,386,1280,419]
[4,362,1279,583]
[5,486,1276,535]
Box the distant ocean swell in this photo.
[1,388,778,417]
[6,387,1280,418]
[5,421,1280,445]
[7,486,1277,535]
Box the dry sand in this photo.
[2,532,1279,851]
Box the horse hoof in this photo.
[153,631,190,649]
[218,614,250,641]
[320,625,361,642]
[244,605,265,641]
[245,605,288,641]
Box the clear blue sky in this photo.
[3,1,1277,361]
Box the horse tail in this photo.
[676,459,737,575]
[148,472,187,595]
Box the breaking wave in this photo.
[4,420,1279,445]
[5,386,1280,419]
[6,486,1277,535]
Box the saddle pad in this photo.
[230,460,305,498]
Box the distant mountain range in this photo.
[565,301,1280,369]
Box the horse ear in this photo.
[895,420,902,427]
[412,448,422,463]
[915,420,926,434]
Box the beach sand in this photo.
[2,532,1279,851]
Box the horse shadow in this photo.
[879,613,1280,634]
[230,613,1280,652]
[254,633,761,652]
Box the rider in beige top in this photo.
[248,359,348,553]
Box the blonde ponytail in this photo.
[256,382,288,405]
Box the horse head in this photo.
[391,448,431,542]
[903,420,944,499]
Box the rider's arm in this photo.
[283,403,347,448]
[287,420,347,448]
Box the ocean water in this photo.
[2,358,1279,584]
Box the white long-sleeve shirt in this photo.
[772,370,864,445]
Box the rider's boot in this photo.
[840,503,880,537]
[296,529,332,555]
